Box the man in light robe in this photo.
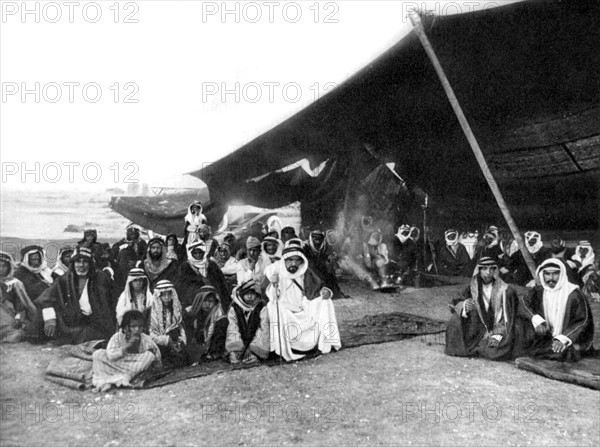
[236,237,268,286]
[445,257,519,360]
[92,309,161,392]
[263,246,341,361]
[516,258,594,362]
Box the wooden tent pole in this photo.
[409,11,538,280]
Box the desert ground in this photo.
[1,278,599,447]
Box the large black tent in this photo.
[190,0,599,235]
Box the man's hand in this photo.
[535,321,550,336]
[463,299,475,313]
[552,339,566,353]
[44,319,57,338]
[269,272,279,285]
[124,334,141,353]
[488,337,500,348]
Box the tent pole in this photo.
[409,11,538,280]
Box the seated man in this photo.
[474,227,503,262]
[445,257,519,360]
[184,286,228,363]
[516,258,594,362]
[261,236,283,265]
[115,268,154,328]
[51,247,74,280]
[32,247,116,345]
[388,224,417,286]
[143,237,180,292]
[149,280,187,368]
[14,245,54,301]
[263,246,341,361]
[92,309,162,392]
[112,224,147,274]
[280,226,297,245]
[236,237,268,286]
[303,229,344,297]
[215,242,239,291]
[1,252,37,343]
[437,229,472,277]
[177,241,230,312]
[226,279,270,365]
[362,230,391,290]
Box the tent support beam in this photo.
[409,11,538,280]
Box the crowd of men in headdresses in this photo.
[0,200,598,390]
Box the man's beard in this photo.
[150,251,162,261]
[287,265,299,273]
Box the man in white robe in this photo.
[263,246,341,361]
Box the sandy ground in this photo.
[1,282,599,447]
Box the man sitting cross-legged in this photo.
[92,309,162,392]
[445,256,519,360]
[226,279,270,365]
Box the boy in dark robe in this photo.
[445,256,519,360]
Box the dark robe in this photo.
[143,261,179,293]
[176,261,231,312]
[31,269,117,345]
[303,244,343,298]
[231,301,265,354]
[13,266,51,302]
[500,250,532,286]
[112,239,147,273]
[445,276,518,360]
[388,237,417,284]
[437,243,472,277]
[515,285,594,361]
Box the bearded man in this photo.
[112,224,147,273]
[445,257,519,360]
[32,247,116,344]
[516,258,594,362]
[263,246,341,361]
[14,245,54,301]
[142,238,179,292]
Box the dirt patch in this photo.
[1,281,599,446]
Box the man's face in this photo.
[264,242,278,255]
[312,234,324,248]
[85,233,94,243]
[0,261,10,277]
[149,243,163,260]
[580,247,590,258]
[242,290,260,307]
[543,269,561,288]
[126,228,135,240]
[248,247,261,261]
[479,265,497,285]
[160,290,172,304]
[281,229,294,242]
[191,205,201,214]
[285,256,304,274]
[29,252,42,268]
[125,318,144,340]
[446,232,457,243]
[191,249,205,261]
[61,251,73,266]
[74,258,90,277]
[199,228,209,239]
[201,294,218,313]
[131,278,145,291]
[218,247,230,260]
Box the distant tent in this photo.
[190,0,599,233]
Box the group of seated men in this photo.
[1,210,597,389]
[0,217,343,390]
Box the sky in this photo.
[0,0,522,192]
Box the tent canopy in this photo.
[192,0,599,231]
